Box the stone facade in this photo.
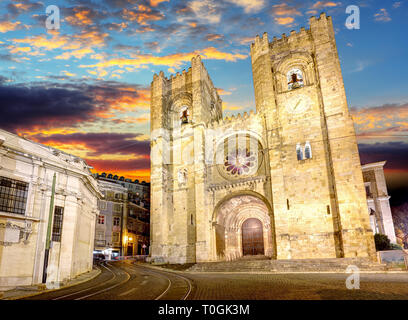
[150,13,376,264]
[362,161,397,243]
[0,129,101,289]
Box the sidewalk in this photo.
[0,267,101,300]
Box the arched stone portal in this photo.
[212,193,275,261]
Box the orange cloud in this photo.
[274,17,295,25]
[12,30,108,61]
[13,33,69,50]
[0,21,21,33]
[65,7,94,26]
[94,87,151,113]
[351,103,408,138]
[311,1,340,9]
[91,167,151,183]
[206,34,223,41]
[271,3,302,16]
[123,6,164,25]
[61,70,77,77]
[80,47,247,70]
[150,0,169,7]
[217,88,235,96]
[115,113,150,124]
[7,45,31,53]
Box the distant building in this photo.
[93,173,150,258]
[0,129,101,289]
[362,161,397,244]
[127,202,149,256]
[95,180,127,260]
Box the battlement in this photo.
[250,12,332,57]
[152,55,221,102]
[208,109,258,128]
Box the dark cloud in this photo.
[33,132,150,157]
[358,142,408,170]
[0,84,96,132]
[359,142,408,207]
[114,44,141,53]
[0,80,147,132]
[101,0,139,8]
[390,186,408,207]
[144,41,160,52]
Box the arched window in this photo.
[296,143,303,160]
[287,69,304,90]
[180,105,189,124]
[304,142,312,159]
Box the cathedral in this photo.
[149,13,377,264]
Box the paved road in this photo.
[23,261,408,300]
[23,261,192,300]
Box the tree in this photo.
[374,233,391,251]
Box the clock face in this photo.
[287,94,312,114]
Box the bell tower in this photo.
[250,13,376,259]
[150,56,222,263]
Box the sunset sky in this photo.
[0,0,407,205]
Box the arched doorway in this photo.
[212,193,276,261]
[242,218,264,256]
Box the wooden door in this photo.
[242,218,264,256]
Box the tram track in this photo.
[22,260,193,300]
[125,262,193,300]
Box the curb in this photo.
[181,270,408,275]
[132,262,191,274]
[3,267,102,300]
[133,263,408,275]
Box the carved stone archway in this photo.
[212,193,275,261]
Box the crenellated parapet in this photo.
[208,109,260,130]
[250,12,332,59]
[250,32,269,63]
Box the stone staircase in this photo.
[187,257,388,273]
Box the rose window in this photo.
[224,148,256,176]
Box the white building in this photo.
[0,129,101,290]
[362,161,397,244]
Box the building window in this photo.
[296,144,303,160]
[113,217,120,226]
[304,142,312,159]
[98,215,105,224]
[365,184,372,198]
[112,232,120,243]
[0,176,29,215]
[114,204,122,213]
[98,200,107,210]
[52,206,64,242]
